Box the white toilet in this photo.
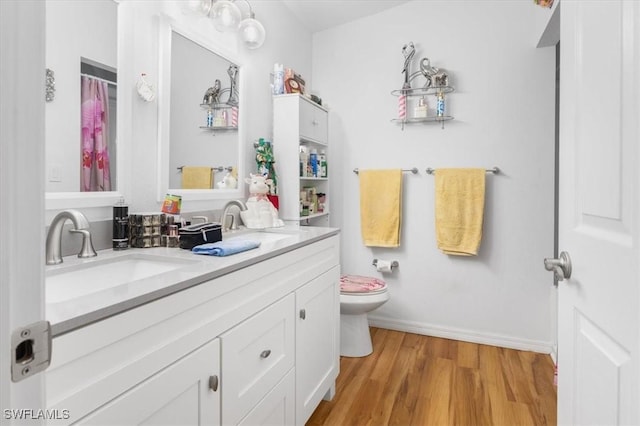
[340,275,390,357]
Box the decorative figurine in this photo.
[202,79,222,105]
[401,42,416,89]
[240,174,284,229]
[227,65,239,106]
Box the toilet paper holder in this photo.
[372,259,399,270]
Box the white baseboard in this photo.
[549,344,558,365]
[367,315,554,355]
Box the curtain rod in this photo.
[80,73,117,86]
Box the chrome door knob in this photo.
[544,251,572,281]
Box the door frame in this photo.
[0,0,47,418]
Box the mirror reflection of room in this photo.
[168,31,239,190]
[81,58,117,192]
[45,0,118,193]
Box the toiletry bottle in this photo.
[319,150,328,178]
[415,97,428,118]
[207,108,214,127]
[436,90,445,117]
[273,63,284,95]
[309,149,318,178]
[113,197,129,250]
[299,147,308,177]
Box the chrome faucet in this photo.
[220,200,247,232]
[46,210,97,265]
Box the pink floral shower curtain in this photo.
[81,76,111,191]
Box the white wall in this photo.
[123,0,312,215]
[312,1,556,351]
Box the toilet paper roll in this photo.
[376,259,393,273]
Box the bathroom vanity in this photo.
[45,227,340,425]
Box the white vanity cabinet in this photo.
[45,234,340,426]
[295,266,340,425]
[79,338,221,425]
[221,294,295,425]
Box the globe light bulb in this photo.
[238,17,265,49]
[210,0,241,32]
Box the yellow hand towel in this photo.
[182,166,213,189]
[435,168,486,256]
[359,169,402,247]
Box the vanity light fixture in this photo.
[210,0,242,32]
[186,0,266,49]
[236,0,265,49]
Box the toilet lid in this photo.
[340,275,387,294]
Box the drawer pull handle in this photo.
[300,309,306,320]
[209,375,219,392]
[260,350,271,359]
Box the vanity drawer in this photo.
[221,293,295,425]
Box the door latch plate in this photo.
[11,320,52,382]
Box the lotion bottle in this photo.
[112,197,129,250]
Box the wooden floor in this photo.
[307,328,557,426]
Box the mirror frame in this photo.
[157,15,245,202]
[45,0,130,216]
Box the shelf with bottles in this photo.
[298,211,330,225]
[390,85,454,97]
[198,125,238,132]
[299,186,327,222]
[391,85,455,129]
[298,144,328,180]
[200,103,238,131]
[300,177,328,181]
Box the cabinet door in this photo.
[237,369,295,426]
[78,339,220,425]
[221,294,295,425]
[295,265,340,425]
[299,98,328,144]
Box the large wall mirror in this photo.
[157,16,245,202]
[45,0,125,211]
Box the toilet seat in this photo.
[340,275,387,295]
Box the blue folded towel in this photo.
[192,239,261,256]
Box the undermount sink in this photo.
[46,253,199,304]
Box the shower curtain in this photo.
[81,76,111,192]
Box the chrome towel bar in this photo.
[353,167,418,175]
[425,166,500,175]
[177,166,233,173]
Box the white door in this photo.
[0,0,47,419]
[555,1,639,424]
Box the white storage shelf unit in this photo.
[273,94,330,226]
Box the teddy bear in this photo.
[240,174,284,229]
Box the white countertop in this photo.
[46,226,339,336]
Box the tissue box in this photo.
[179,222,222,250]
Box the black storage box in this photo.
[179,222,222,250]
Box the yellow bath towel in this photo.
[182,166,213,189]
[359,169,402,247]
[435,168,486,256]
